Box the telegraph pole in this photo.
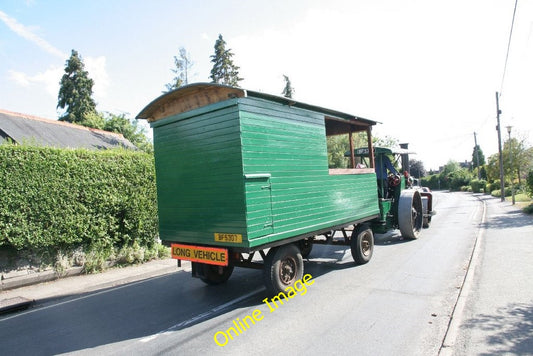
[495,92,505,202]
[473,132,481,179]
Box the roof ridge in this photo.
[0,109,127,139]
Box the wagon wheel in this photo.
[398,190,423,239]
[351,223,374,265]
[198,263,234,285]
[263,244,303,295]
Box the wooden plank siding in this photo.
[151,100,249,247]
[239,97,379,247]
[145,84,380,251]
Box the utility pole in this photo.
[473,132,481,179]
[495,92,505,202]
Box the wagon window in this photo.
[325,116,374,174]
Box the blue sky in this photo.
[1,0,531,170]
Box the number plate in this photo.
[214,233,243,243]
[171,244,228,266]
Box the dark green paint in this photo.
[150,96,380,250]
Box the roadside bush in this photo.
[470,179,487,193]
[491,189,512,198]
[527,171,533,197]
[0,145,159,271]
[448,169,472,191]
[420,174,441,190]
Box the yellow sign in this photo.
[214,233,243,243]
[171,244,228,266]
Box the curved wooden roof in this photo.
[136,83,377,130]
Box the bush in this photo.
[420,174,441,190]
[527,171,533,197]
[491,189,513,198]
[470,179,487,193]
[0,145,158,270]
[448,169,472,191]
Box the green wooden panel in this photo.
[238,97,379,248]
[152,101,249,248]
[151,95,380,251]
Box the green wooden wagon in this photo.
[137,83,422,294]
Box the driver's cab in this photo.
[353,147,410,199]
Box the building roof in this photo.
[0,109,136,150]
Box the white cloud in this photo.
[0,10,66,59]
[8,56,109,102]
[9,66,63,97]
[85,56,109,100]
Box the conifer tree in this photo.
[282,75,294,98]
[57,49,97,123]
[209,34,242,86]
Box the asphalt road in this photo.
[0,191,487,355]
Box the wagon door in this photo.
[244,174,274,239]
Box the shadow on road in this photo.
[0,243,377,355]
[462,301,533,355]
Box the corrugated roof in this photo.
[0,109,136,150]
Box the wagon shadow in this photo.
[374,230,412,246]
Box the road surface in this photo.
[1,192,494,355]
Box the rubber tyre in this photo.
[263,244,304,295]
[198,263,234,285]
[350,224,374,265]
[398,190,423,239]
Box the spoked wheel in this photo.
[351,223,374,265]
[195,262,234,285]
[398,190,423,239]
[263,244,303,295]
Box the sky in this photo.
[1,0,532,170]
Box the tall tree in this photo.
[209,34,242,86]
[57,49,97,123]
[281,75,294,98]
[471,144,485,169]
[165,47,193,92]
[409,159,426,178]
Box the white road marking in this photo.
[139,287,263,343]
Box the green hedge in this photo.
[0,145,158,259]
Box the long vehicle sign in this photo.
[171,244,228,266]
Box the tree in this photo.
[471,144,485,169]
[409,159,426,178]
[209,34,242,86]
[281,75,294,98]
[102,112,153,153]
[165,47,193,92]
[57,49,97,123]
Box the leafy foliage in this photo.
[57,49,97,123]
[0,145,158,263]
[165,47,193,92]
[101,112,153,153]
[409,159,426,178]
[472,144,485,168]
[209,34,243,86]
[327,132,367,168]
[527,171,533,198]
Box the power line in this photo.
[499,0,519,97]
